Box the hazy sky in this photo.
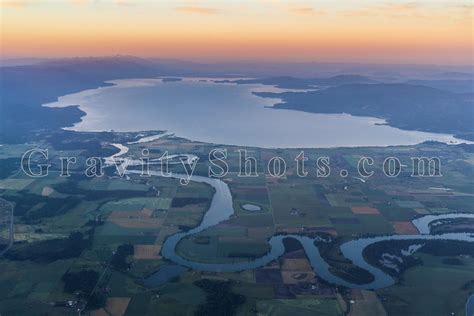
[1,0,472,65]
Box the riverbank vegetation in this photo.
[1,131,473,315]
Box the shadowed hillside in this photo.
[255,83,474,140]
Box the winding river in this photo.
[124,169,474,290]
[108,136,474,291]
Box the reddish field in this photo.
[392,221,419,234]
[351,206,380,215]
[134,245,162,259]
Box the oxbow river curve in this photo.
[108,139,474,290]
[122,168,474,290]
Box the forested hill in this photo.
[255,83,474,141]
[216,75,375,89]
[0,56,163,143]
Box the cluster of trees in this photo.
[6,232,89,262]
[194,279,246,316]
[363,239,474,277]
[61,269,107,310]
[171,197,210,208]
[62,270,100,294]
[111,244,134,271]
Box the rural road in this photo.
[0,199,14,257]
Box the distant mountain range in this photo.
[404,79,473,94]
[2,55,473,78]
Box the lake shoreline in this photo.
[44,77,470,149]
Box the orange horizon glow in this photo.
[1,1,473,65]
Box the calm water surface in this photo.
[241,204,262,212]
[45,78,465,148]
[467,294,474,316]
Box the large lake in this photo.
[45,78,465,148]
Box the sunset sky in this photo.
[1,0,473,65]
